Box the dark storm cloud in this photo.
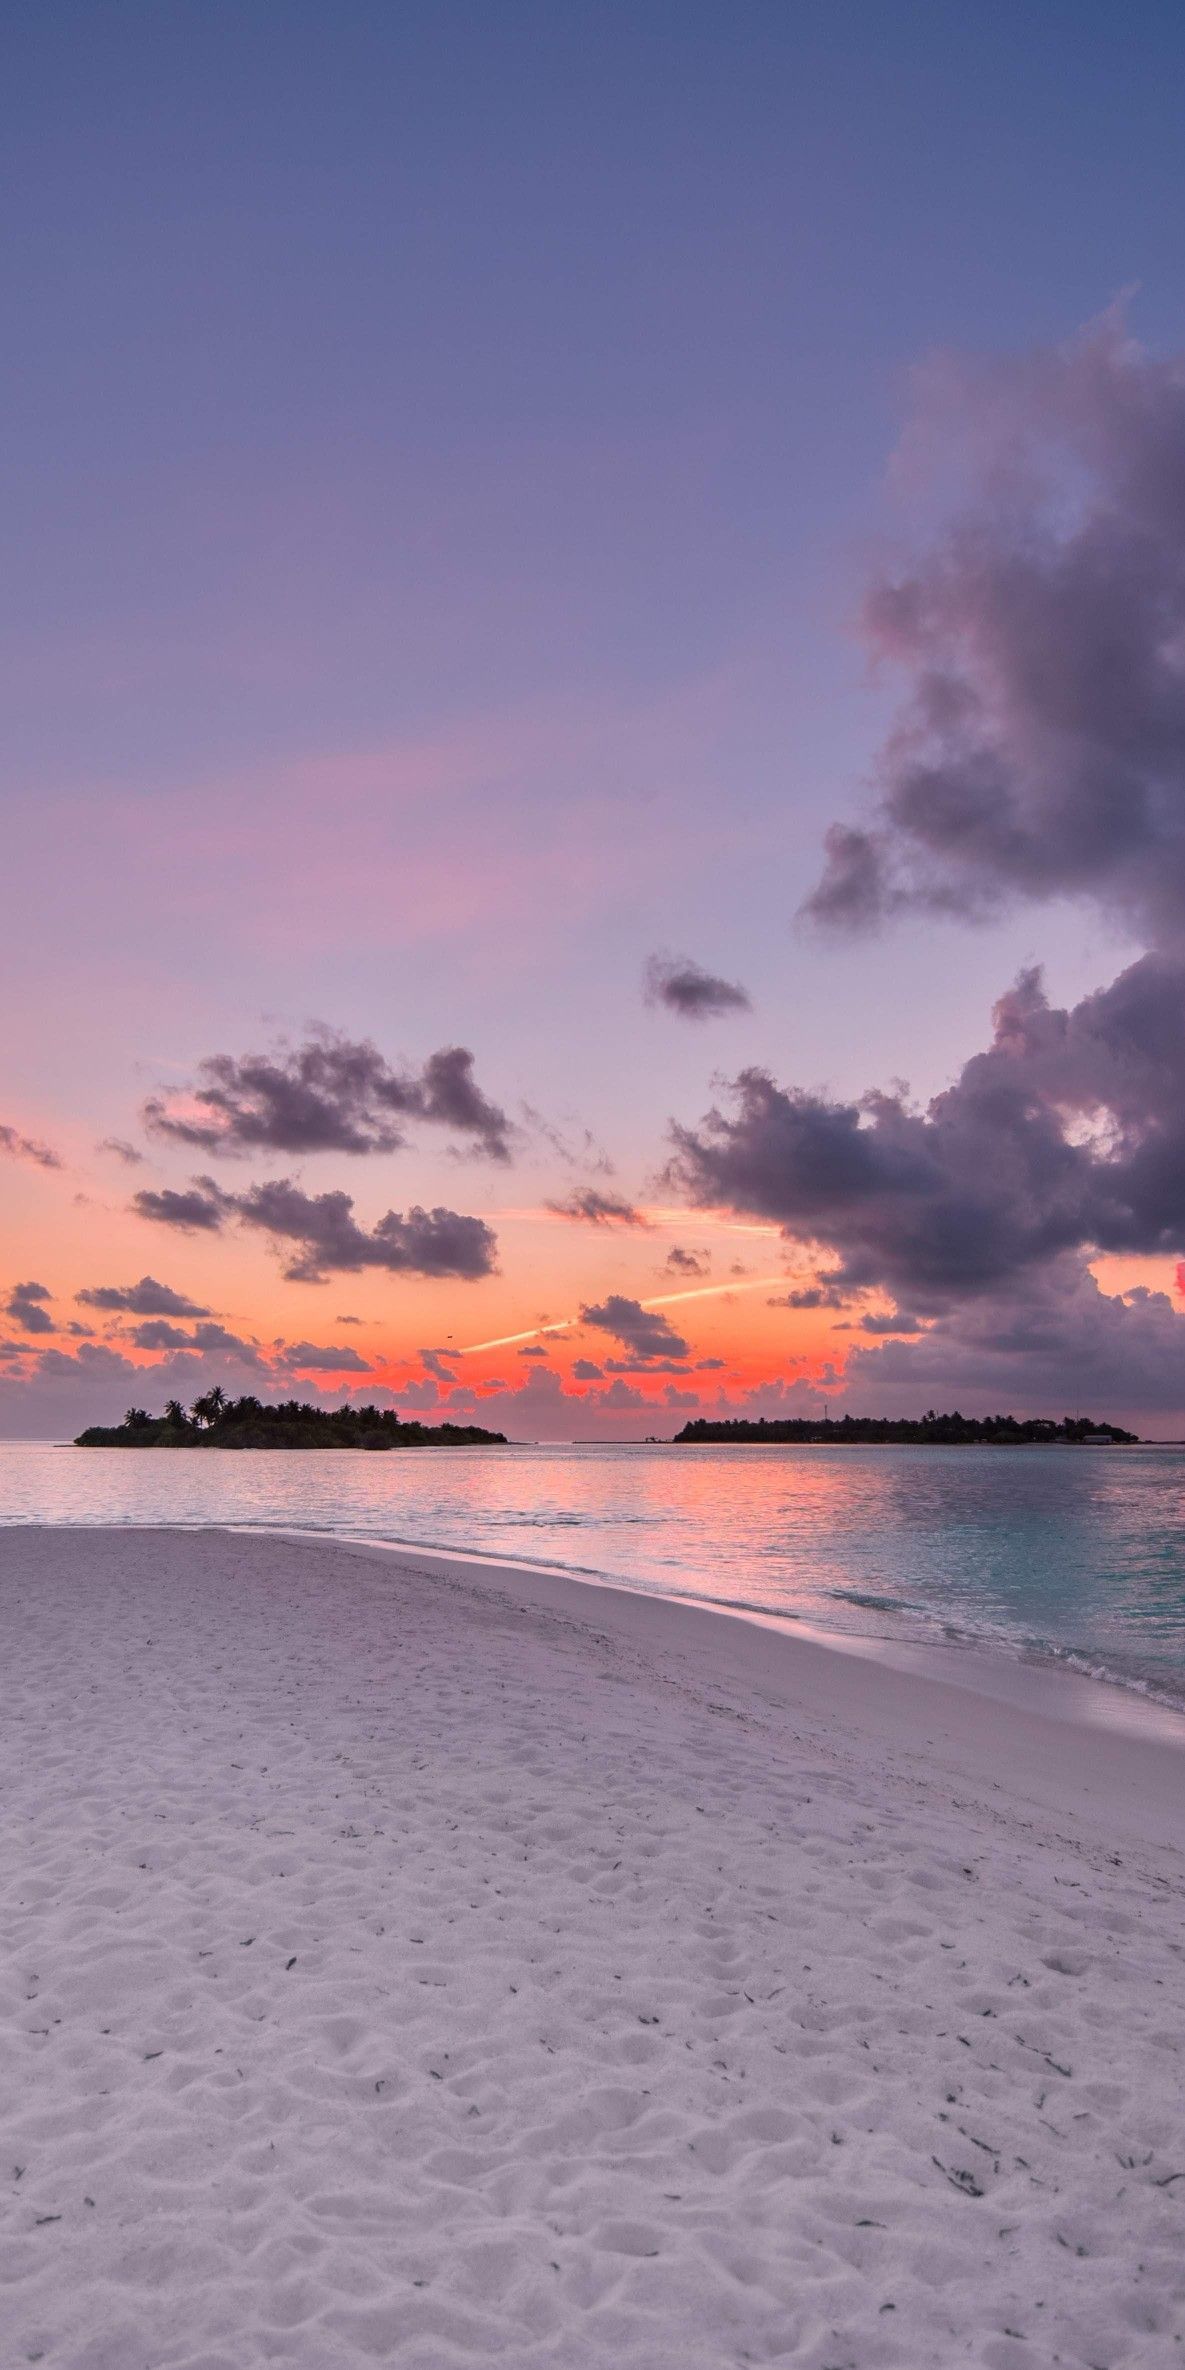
[643,955,752,1021]
[134,1172,497,1282]
[0,1124,61,1170]
[579,1294,690,1362]
[5,1280,54,1334]
[668,954,1185,1311]
[144,1031,512,1161]
[546,1188,650,1228]
[805,319,1185,947]
[848,1261,1185,1420]
[78,1275,212,1317]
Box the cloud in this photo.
[335,1313,363,1324]
[668,954,1185,1315]
[857,1312,923,1334]
[545,1188,650,1228]
[96,1138,145,1167]
[766,1284,849,1309]
[128,1319,197,1349]
[644,954,752,1020]
[695,1356,726,1369]
[133,1181,227,1232]
[0,1124,61,1171]
[77,1275,212,1317]
[144,1030,512,1161]
[420,1347,459,1383]
[5,1280,54,1334]
[579,1294,690,1362]
[572,1357,604,1380]
[664,1244,709,1276]
[280,1342,374,1373]
[135,1172,498,1282]
[847,1261,1185,1423]
[519,1343,549,1359]
[805,315,1185,948]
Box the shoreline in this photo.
[266,1524,1185,1751]
[284,1530,1185,1852]
[2,1523,1183,2366]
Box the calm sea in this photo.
[4,1438,1185,1708]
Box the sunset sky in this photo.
[5,3,1185,1439]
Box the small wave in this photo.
[827,1587,913,1614]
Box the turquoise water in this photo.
[3,1438,1185,1706]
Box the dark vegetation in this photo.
[75,1391,507,1449]
[673,1411,1139,1445]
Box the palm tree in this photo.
[164,1398,188,1429]
[191,1386,228,1428]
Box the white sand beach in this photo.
[1,1525,1183,2370]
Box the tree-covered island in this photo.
[75,1392,507,1449]
[673,1411,1138,1445]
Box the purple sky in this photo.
[3,6,1185,1437]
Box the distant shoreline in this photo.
[672,1413,1137,1445]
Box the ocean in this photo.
[4,1437,1185,1709]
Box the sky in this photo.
[4,1,1185,1439]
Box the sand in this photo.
[0,1525,1183,2369]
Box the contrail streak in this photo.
[459,1274,788,1356]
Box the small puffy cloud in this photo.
[665,1245,708,1276]
[767,1284,849,1310]
[0,1124,61,1171]
[144,1030,512,1161]
[281,1342,374,1373]
[858,1312,923,1335]
[579,1294,690,1362]
[133,1180,227,1233]
[5,1280,54,1335]
[546,1188,650,1228]
[420,1347,459,1383]
[78,1275,212,1317]
[335,1313,363,1324]
[129,1319,195,1350]
[96,1138,145,1167]
[572,1357,604,1380]
[696,1356,726,1370]
[519,1343,549,1359]
[644,955,752,1021]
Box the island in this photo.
[75,1393,507,1450]
[672,1411,1138,1445]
